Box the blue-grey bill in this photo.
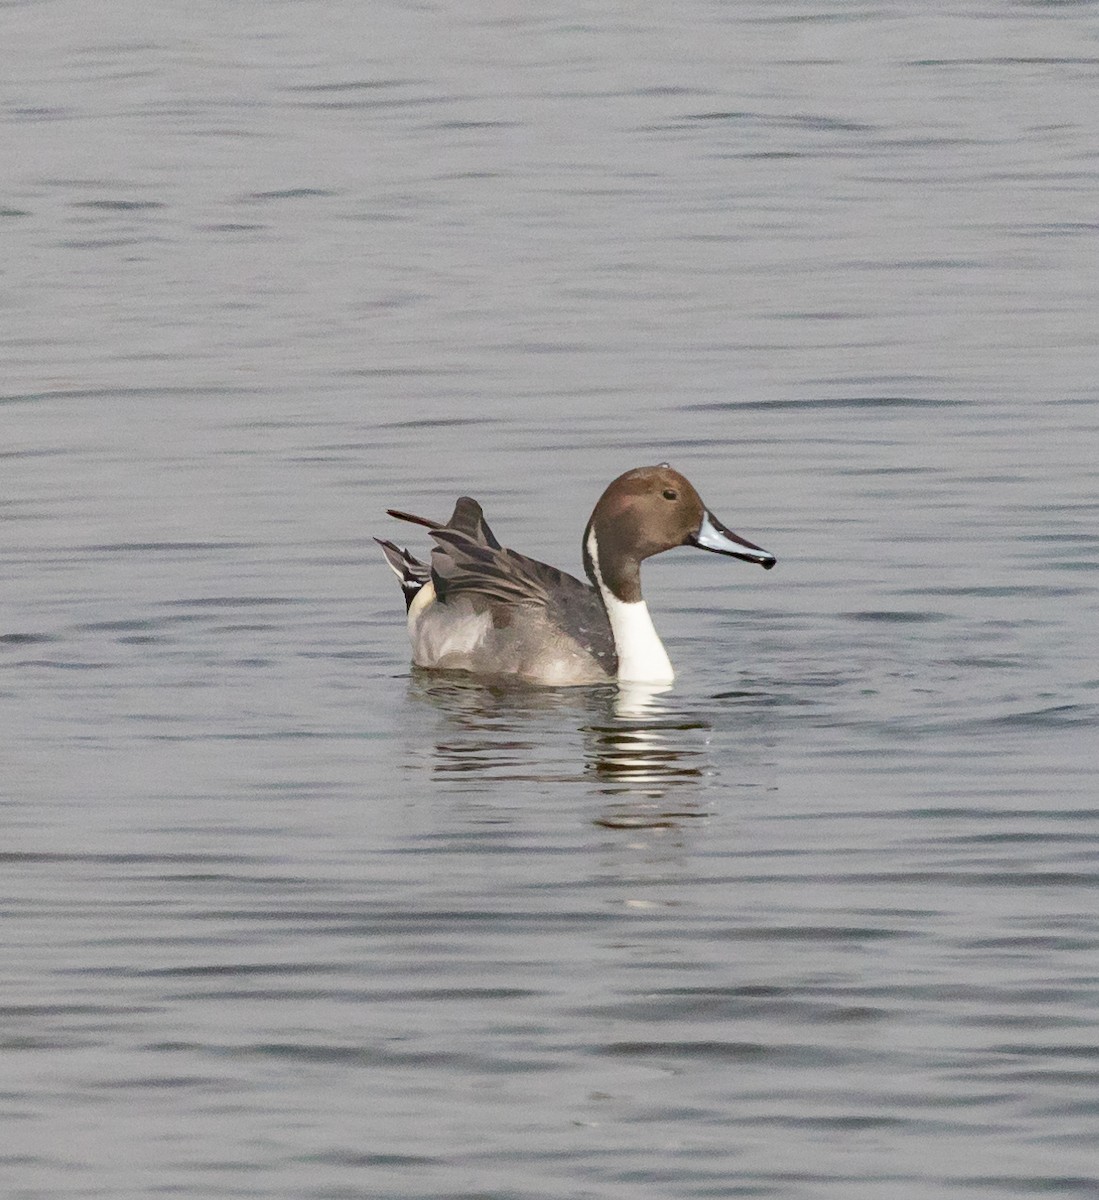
[690,511,776,569]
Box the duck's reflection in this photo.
[584,683,711,828]
[406,671,713,828]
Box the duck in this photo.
[377,464,775,687]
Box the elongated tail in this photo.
[375,538,431,612]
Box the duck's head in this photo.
[583,464,776,603]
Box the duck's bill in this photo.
[690,511,776,569]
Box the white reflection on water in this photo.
[588,683,714,826]
[613,680,674,720]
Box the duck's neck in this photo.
[584,526,674,684]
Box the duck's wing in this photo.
[386,496,502,549]
[444,497,502,549]
[385,496,616,672]
[428,529,577,607]
[395,497,574,608]
[382,496,504,611]
[428,528,616,668]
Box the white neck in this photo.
[586,529,675,684]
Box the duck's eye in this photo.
[662,488,678,501]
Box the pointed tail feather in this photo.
[386,507,441,531]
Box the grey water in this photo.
[3,2,1099,1198]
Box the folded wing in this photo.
[387,496,616,672]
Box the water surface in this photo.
[3,2,1098,1198]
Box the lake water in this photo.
[3,2,1098,1197]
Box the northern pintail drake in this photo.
[377,464,776,687]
